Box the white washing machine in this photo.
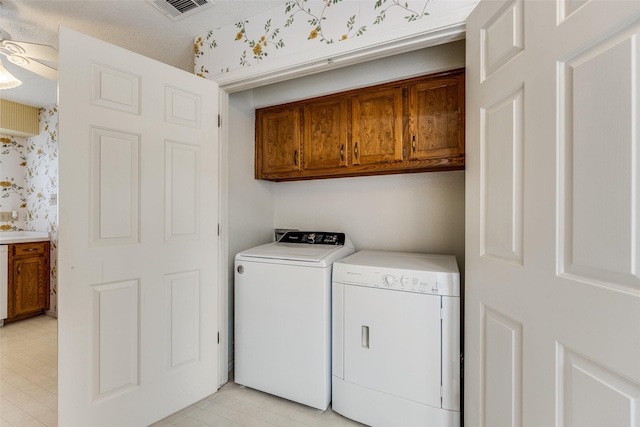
[234,231,355,410]
[332,250,461,427]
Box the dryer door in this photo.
[343,285,442,407]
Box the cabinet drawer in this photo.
[12,242,48,256]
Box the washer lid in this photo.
[236,231,354,265]
[239,242,345,263]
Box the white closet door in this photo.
[465,1,640,426]
[58,27,220,427]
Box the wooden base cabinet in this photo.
[6,241,50,323]
[255,69,465,181]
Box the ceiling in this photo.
[0,0,285,108]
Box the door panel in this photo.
[481,87,524,264]
[466,1,640,426]
[58,27,219,427]
[480,306,522,427]
[165,141,201,239]
[90,128,140,245]
[558,19,640,292]
[92,280,139,400]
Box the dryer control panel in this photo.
[332,251,460,297]
[279,231,346,245]
[333,265,459,296]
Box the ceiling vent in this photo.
[147,0,215,21]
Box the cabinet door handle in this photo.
[354,142,359,159]
[412,135,417,153]
[340,144,344,162]
[294,150,298,166]
[17,263,21,275]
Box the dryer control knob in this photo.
[384,275,394,287]
[237,265,244,274]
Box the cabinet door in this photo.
[409,72,465,161]
[256,106,302,177]
[303,97,348,170]
[12,255,46,317]
[351,87,403,166]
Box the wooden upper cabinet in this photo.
[303,97,348,170]
[351,87,404,166]
[255,68,465,181]
[408,72,465,161]
[256,106,302,178]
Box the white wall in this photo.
[273,171,465,260]
[252,39,466,268]
[227,91,275,366]
[252,40,466,107]
[228,90,275,263]
[227,40,466,364]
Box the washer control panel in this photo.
[279,231,346,245]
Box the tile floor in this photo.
[152,371,365,427]
[0,315,58,427]
[1,316,364,427]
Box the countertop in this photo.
[0,231,50,244]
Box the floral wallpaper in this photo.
[0,135,27,231]
[194,0,476,78]
[0,105,59,315]
[25,105,58,315]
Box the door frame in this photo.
[213,21,470,385]
[217,90,230,385]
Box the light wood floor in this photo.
[0,316,364,427]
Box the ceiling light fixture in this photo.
[0,59,21,89]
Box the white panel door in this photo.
[58,27,219,427]
[466,1,640,426]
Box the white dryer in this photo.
[332,250,461,427]
[234,231,355,410]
